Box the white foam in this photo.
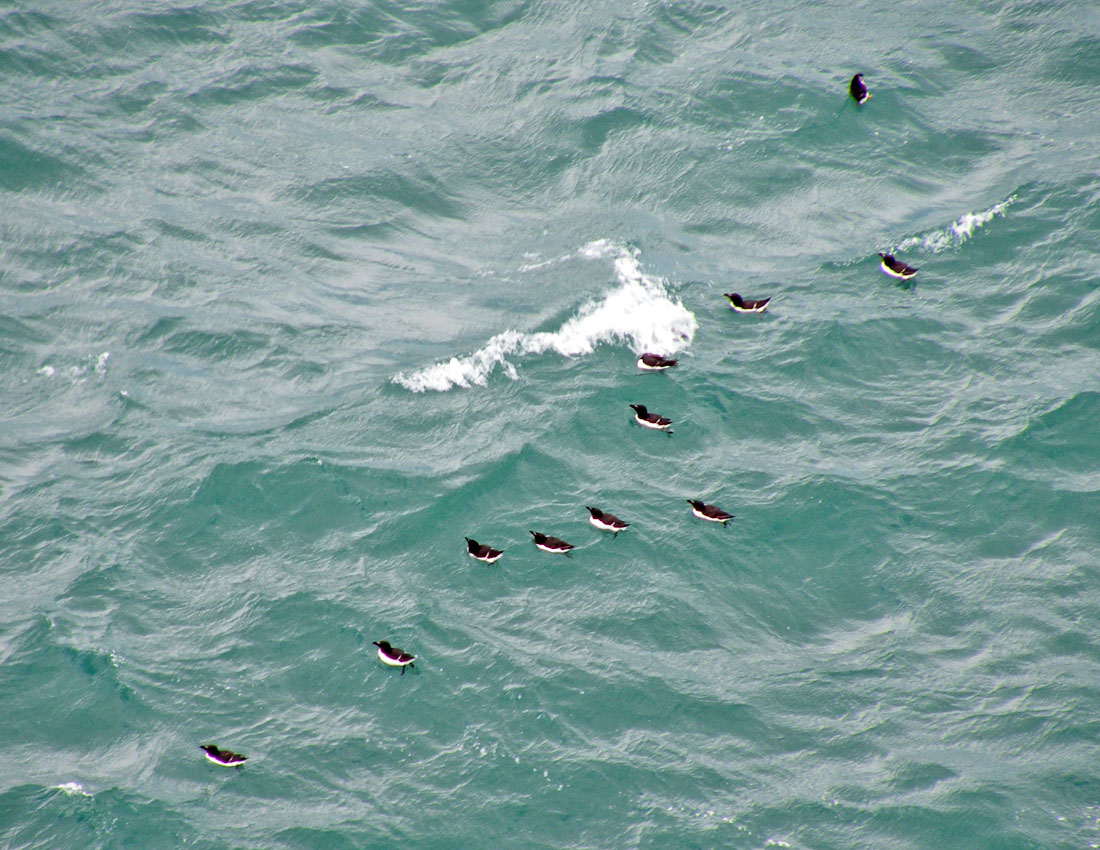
[896,195,1016,254]
[54,782,91,797]
[578,238,621,261]
[47,351,112,383]
[394,242,697,392]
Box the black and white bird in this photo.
[200,745,247,768]
[878,253,918,281]
[530,531,574,553]
[465,537,503,564]
[373,640,416,674]
[686,499,735,524]
[586,506,629,535]
[724,293,771,313]
[850,73,871,105]
[636,353,678,371]
[629,404,673,431]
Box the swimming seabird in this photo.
[465,537,503,564]
[686,499,735,524]
[586,506,629,535]
[637,353,678,371]
[200,745,247,767]
[724,293,771,313]
[373,640,416,674]
[878,253,918,280]
[629,404,673,431]
[850,73,871,105]
[530,531,574,553]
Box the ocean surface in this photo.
[2,1,1100,847]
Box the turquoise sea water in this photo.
[3,1,1100,847]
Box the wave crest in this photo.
[896,195,1016,254]
[393,242,697,392]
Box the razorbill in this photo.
[850,73,871,105]
[637,353,678,371]
[530,531,574,553]
[629,404,673,431]
[586,506,629,535]
[686,499,735,524]
[724,293,771,313]
[878,253,918,281]
[465,537,503,564]
[200,745,247,767]
[373,640,416,674]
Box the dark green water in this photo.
[2,1,1099,848]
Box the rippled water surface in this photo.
[2,1,1099,848]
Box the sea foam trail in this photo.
[393,242,697,392]
[895,195,1016,254]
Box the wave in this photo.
[895,195,1016,254]
[53,782,92,797]
[393,241,697,392]
[36,352,110,382]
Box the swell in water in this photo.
[894,195,1017,254]
[393,241,697,392]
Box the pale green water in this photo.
[2,1,1100,848]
